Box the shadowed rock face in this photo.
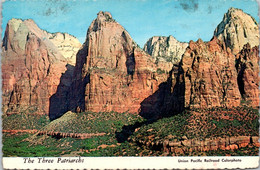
[214,7,259,54]
[70,11,169,116]
[235,43,259,107]
[2,19,81,116]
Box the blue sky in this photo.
[2,0,259,47]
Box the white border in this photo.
[2,156,260,169]
[1,0,260,170]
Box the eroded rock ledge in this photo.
[132,136,260,155]
[2,129,106,139]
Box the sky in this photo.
[2,0,259,47]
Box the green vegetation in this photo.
[3,133,61,157]
[131,106,259,143]
[3,111,145,157]
[2,106,259,157]
[41,111,144,134]
[3,113,50,130]
[204,145,259,156]
[130,113,190,142]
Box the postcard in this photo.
[1,0,259,169]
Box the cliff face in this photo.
[180,37,241,109]
[2,18,81,117]
[214,7,259,54]
[177,7,259,109]
[2,8,259,120]
[235,44,259,106]
[143,36,188,71]
[70,12,168,117]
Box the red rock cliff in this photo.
[70,11,168,116]
[2,19,80,117]
[235,44,259,107]
[2,8,258,120]
[177,8,259,110]
[180,37,241,109]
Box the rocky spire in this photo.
[71,11,167,117]
[79,11,136,73]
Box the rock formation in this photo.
[213,7,259,107]
[235,43,259,106]
[47,32,81,65]
[133,135,260,155]
[214,7,259,54]
[2,18,81,117]
[2,8,259,120]
[175,7,259,110]
[143,35,188,71]
[180,37,241,109]
[70,11,168,117]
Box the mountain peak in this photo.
[8,18,38,29]
[5,18,43,39]
[3,18,81,65]
[225,7,256,22]
[214,7,259,54]
[97,11,112,19]
[88,11,116,33]
[7,18,23,32]
[8,18,23,23]
[96,11,115,23]
[2,18,81,117]
[227,7,242,13]
[143,35,188,67]
[4,18,39,51]
[82,10,135,72]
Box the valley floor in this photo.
[2,106,259,157]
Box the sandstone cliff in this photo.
[2,8,259,120]
[174,7,259,110]
[214,7,259,54]
[213,7,259,107]
[2,18,81,117]
[235,43,259,106]
[70,11,168,117]
[143,35,188,71]
[180,37,241,109]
